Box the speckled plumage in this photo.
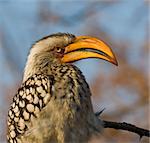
[7,33,103,143]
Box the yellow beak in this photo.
[61,36,118,66]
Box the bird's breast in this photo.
[19,65,102,143]
[30,79,93,143]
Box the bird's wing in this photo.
[7,74,53,142]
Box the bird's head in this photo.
[30,33,117,65]
[24,33,117,81]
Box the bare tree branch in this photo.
[103,120,150,138]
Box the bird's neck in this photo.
[23,52,53,82]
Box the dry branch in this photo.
[103,120,150,138]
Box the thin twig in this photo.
[103,120,150,138]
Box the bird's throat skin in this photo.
[22,62,103,143]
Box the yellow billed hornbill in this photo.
[7,33,117,143]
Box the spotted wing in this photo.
[7,74,53,143]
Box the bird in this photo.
[7,33,118,143]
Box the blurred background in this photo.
[0,0,149,143]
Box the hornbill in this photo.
[7,33,117,143]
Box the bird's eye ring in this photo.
[56,47,64,54]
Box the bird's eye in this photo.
[56,47,64,54]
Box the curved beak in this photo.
[61,35,118,66]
